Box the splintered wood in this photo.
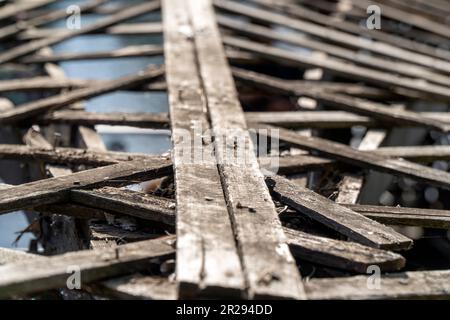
[0,0,450,300]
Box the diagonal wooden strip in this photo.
[71,187,175,226]
[0,158,172,215]
[188,0,305,299]
[284,227,405,273]
[223,36,450,102]
[346,204,450,229]
[0,0,57,22]
[305,270,450,300]
[163,0,245,298]
[254,124,450,190]
[0,144,164,166]
[216,0,450,73]
[0,65,164,125]
[0,236,175,299]
[0,1,161,65]
[266,175,412,250]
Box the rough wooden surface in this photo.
[266,175,412,250]
[0,236,175,299]
[189,0,305,299]
[163,0,245,298]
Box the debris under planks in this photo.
[0,0,449,300]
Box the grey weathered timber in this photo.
[284,228,405,273]
[163,0,245,298]
[189,0,305,299]
[0,66,164,125]
[266,175,412,250]
[71,187,175,226]
[0,1,161,65]
[218,14,450,87]
[0,144,162,166]
[247,0,450,61]
[347,204,450,229]
[305,270,450,300]
[223,36,450,102]
[0,0,57,21]
[0,236,176,299]
[215,0,450,74]
[0,158,172,215]
[254,124,450,190]
[39,111,170,129]
[246,111,450,129]
[21,45,163,63]
[336,129,387,204]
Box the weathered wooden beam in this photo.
[266,175,412,250]
[71,187,175,226]
[0,236,176,299]
[347,204,450,229]
[163,0,245,298]
[0,158,172,215]
[218,14,450,87]
[188,0,305,299]
[0,65,164,125]
[305,270,450,300]
[223,36,450,102]
[215,0,450,74]
[284,227,405,273]
[21,45,163,64]
[0,0,57,22]
[254,124,450,190]
[0,1,161,65]
[0,144,162,166]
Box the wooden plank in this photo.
[18,22,163,40]
[266,175,412,250]
[0,144,163,166]
[305,270,450,300]
[39,111,170,129]
[71,187,175,226]
[0,1,161,65]
[218,14,450,87]
[246,111,450,129]
[284,227,405,273]
[254,124,450,190]
[336,130,386,204]
[188,0,305,299]
[247,0,450,62]
[0,65,164,125]
[224,36,450,102]
[21,45,163,63]
[0,0,57,22]
[163,0,245,298]
[215,0,450,73]
[0,158,172,215]
[346,204,450,229]
[0,236,176,299]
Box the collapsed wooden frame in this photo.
[0,0,449,300]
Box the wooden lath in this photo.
[0,0,449,300]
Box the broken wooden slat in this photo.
[0,236,176,299]
[71,187,175,226]
[254,124,450,190]
[0,158,172,215]
[163,0,245,298]
[284,227,405,273]
[305,270,450,300]
[21,45,163,63]
[347,204,450,229]
[266,175,412,250]
[188,0,305,299]
[0,66,164,125]
[223,36,450,102]
[0,144,162,166]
